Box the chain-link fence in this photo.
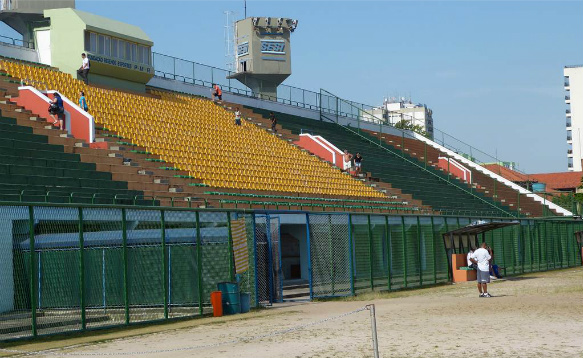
[309,214,352,298]
[0,203,581,342]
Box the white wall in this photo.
[565,66,583,172]
[0,42,39,63]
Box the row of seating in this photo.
[0,59,387,200]
[0,114,149,204]
[218,199,422,213]
[204,191,408,205]
[371,131,548,216]
[247,107,514,217]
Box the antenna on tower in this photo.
[224,11,237,72]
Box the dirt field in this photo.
[3,267,582,358]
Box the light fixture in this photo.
[252,17,259,27]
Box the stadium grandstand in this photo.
[0,0,580,343]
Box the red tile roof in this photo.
[529,172,583,190]
[482,164,582,191]
[483,164,531,182]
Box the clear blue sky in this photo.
[2,1,582,173]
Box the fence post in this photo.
[335,96,339,124]
[517,193,521,218]
[121,208,129,325]
[161,210,168,320]
[537,222,542,272]
[227,212,235,281]
[430,216,437,284]
[417,216,422,286]
[173,57,176,80]
[401,216,407,288]
[192,62,196,84]
[306,213,314,300]
[195,211,203,315]
[348,214,355,296]
[28,206,37,337]
[384,215,391,291]
[78,207,86,330]
[424,142,427,169]
[367,215,374,290]
[253,213,260,307]
[327,215,335,296]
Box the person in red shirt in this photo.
[212,84,222,101]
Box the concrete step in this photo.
[109,146,126,151]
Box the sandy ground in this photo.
[2,267,582,358]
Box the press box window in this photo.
[112,38,118,57]
[98,35,105,54]
[85,32,97,53]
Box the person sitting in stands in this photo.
[343,150,353,172]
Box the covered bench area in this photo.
[442,221,519,283]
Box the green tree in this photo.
[393,119,428,138]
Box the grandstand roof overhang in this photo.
[442,221,520,252]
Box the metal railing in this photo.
[0,34,34,49]
[320,90,514,218]
[0,201,580,342]
[152,52,534,178]
[152,52,321,110]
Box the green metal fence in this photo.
[0,202,581,342]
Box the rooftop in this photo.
[483,163,531,183]
[529,171,582,191]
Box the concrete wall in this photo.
[43,8,85,77]
[0,41,38,62]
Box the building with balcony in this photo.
[564,65,583,171]
[360,97,434,139]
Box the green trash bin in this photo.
[240,292,251,313]
[217,282,240,315]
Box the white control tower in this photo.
[228,16,298,100]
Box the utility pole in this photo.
[244,0,247,18]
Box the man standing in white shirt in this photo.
[470,242,492,298]
[77,53,90,84]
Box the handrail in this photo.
[20,78,48,92]
[318,109,515,218]
[320,89,570,217]
[152,51,526,176]
[0,34,34,48]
